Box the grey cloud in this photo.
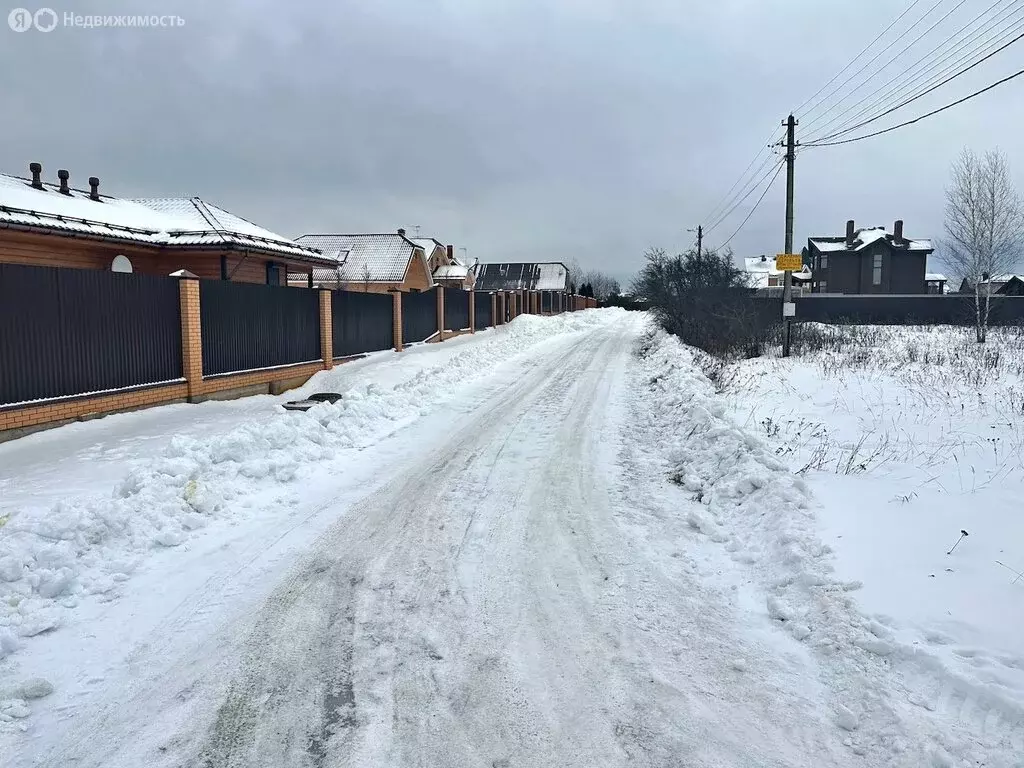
[1,0,1022,283]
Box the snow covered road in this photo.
[4,312,1016,766]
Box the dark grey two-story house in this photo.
[806,220,934,294]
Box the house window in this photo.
[110,255,133,273]
[819,281,827,293]
[872,254,882,286]
[266,261,281,286]
[819,254,828,270]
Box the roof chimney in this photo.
[88,176,100,201]
[845,219,856,247]
[893,219,904,245]
[29,162,43,190]
[446,244,454,260]
[397,228,406,237]
[57,169,71,195]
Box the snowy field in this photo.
[715,324,1024,762]
[1,311,1021,766]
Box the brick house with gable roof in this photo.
[0,162,333,284]
[291,229,434,293]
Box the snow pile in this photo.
[0,309,618,667]
[632,325,1024,764]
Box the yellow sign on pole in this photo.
[775,253,803,271]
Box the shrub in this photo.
[633,247,776,359]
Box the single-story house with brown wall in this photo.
[0,163,334,283]
[292,229,435,292]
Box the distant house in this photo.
[413,237,475,290]
[925,273,948,294]
[956,274,1024,296]
[743,255,812,295]
[0,162,331,284]
[473,262,570,293]
[807,219,934,294]
[292,229,434,292]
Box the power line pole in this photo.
[697,225,703,258]
[782,113,797,358]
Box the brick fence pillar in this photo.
[319,289,333,369]
[491,293,497,328]
[469,289,476,333]
[391,289,403,351]
[177,273,203,402]
[436,285,446,341]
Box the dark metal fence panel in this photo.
[0,263,182,406]
[750,295,1024,327]
[781,295,1024,325]
[474,292,493,328]
[200,280,320,376]
[541,292,552,312]
[402,288,437,343]
[444,288,471,331]
[332,290,393,357]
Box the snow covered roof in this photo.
[473,262,570,292]
[131,198,327,261]
[809,227,933,254]
[0,172,190,243]
[0,171,328,263]
[434,264,470,279]
[412,237,445,258]
[295,233,429,283]
[741,257,811,290]
[925,273,947,282]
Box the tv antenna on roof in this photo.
[412,224,421,237]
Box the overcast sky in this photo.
[2,0,1023,284]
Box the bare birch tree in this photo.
[361,263,372,293]
[942,148,1024,342]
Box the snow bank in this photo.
[0,310,618,669]
[632,325,1024,764]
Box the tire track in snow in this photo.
[189,330,611,768]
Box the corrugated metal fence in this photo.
[402,288,437,343]
[332,290,393,357]
[0,263,182,406]
[200,280,320,376]
[444,288,471,331]
[754,295,1024,326]
[474,292,493,328]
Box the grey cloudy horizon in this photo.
[2,0,1023,285]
